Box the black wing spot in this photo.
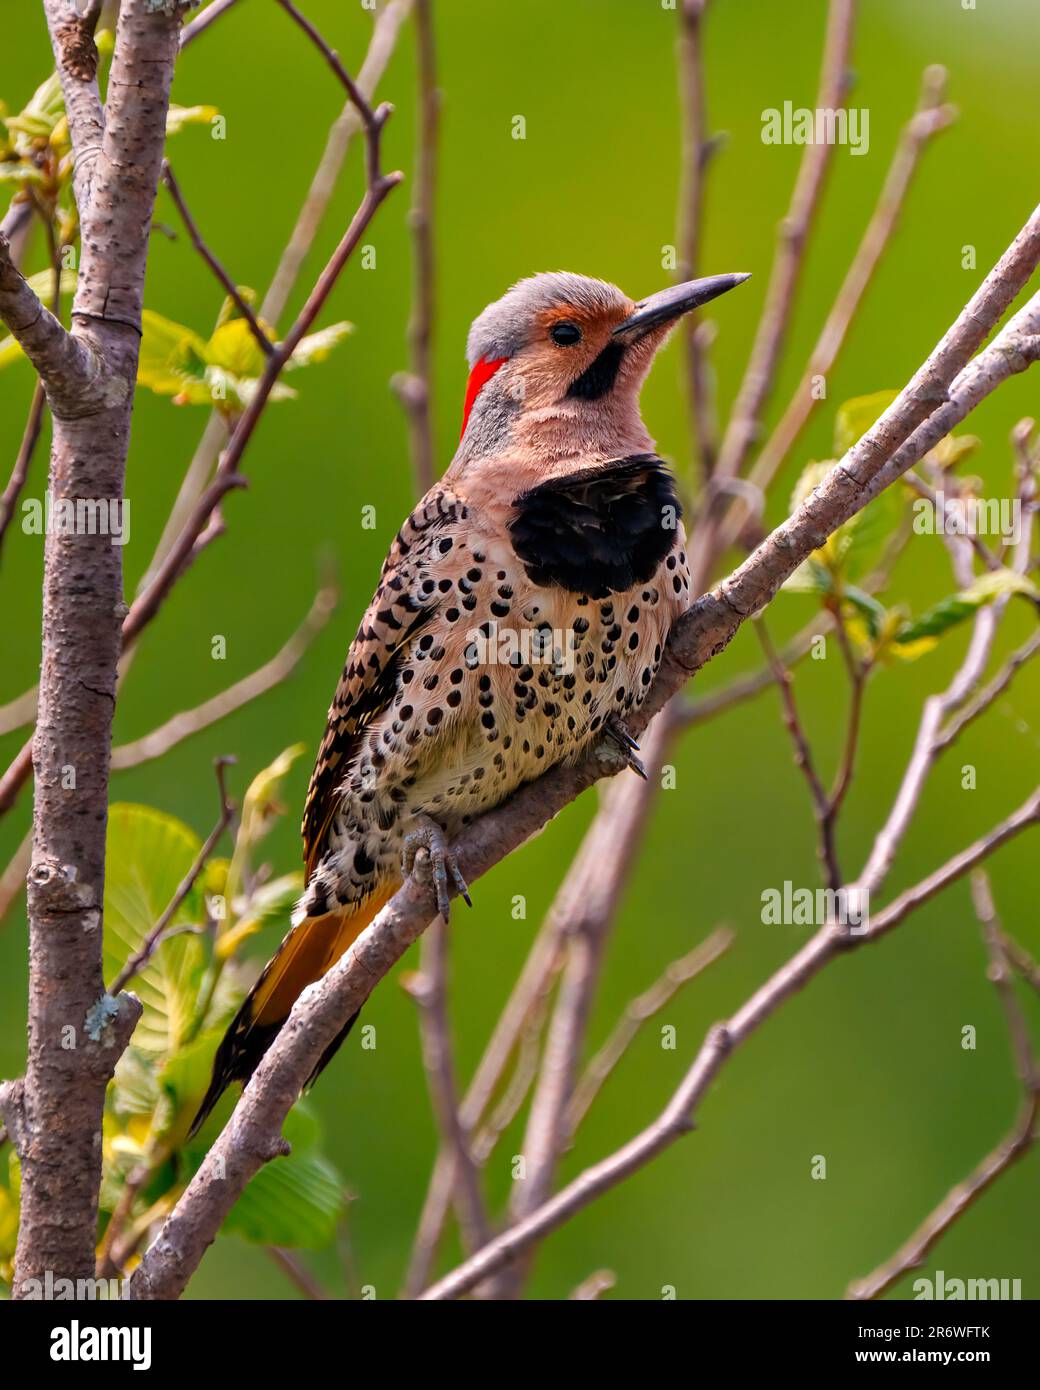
[508,455,682,596]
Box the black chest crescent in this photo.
[508,454,683,597]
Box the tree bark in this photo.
[0,0,189,1298]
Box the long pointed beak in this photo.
[613,272,751,338]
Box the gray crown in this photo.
[465,271,627,367]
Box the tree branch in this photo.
[111,583,337,770]
[847,872,1039,1300]
[390,0,438,496]
[566,926,734,1136]
[0,233,100,411]
[419,794,1040,1300]
[738,66,956,535]
[179,0,243,49]
[161,160,273,357]
[0,225,62,557]
[704,0,856,511]
[6,0,192,1300]
[402,921,492,1259]
[123,201,1040,1299]
[42,0,105,220]
[676,0,719,483]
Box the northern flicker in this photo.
[191,269,749,1134]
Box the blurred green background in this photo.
[2,0,1039,1300]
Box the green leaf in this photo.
[843,585,886,640]
[166,104,220,136]
[0,1148,20,1285]
[284,321,353,370]
[137,309,210,397]
[0,162,44,185]
[104,803,207,1055]
[23,266,77,301]
[214,287,260,330]
[894,568,1039,647]
[833,390,899,457]
[0,335,25,370]
[111,1046,161,1118]
[926,431,980,471]
[960,567,1040,606]
[226,744,306,910]
[3,113,54,142]
[220,1107,346,1248]
[204,317,269,379]
[782,556,833,596]
[783,455,903,591]
[217,871,303,961]
[23,71,64,124]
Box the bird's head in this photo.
[451,269,749,472]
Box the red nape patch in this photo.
[460,355,508,437]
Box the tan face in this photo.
[453,272,750,471]
[505,298,664,413]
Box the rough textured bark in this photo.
[0,0,189,1299]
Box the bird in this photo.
[190,268,749,1136]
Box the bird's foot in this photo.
[401,815,472,921]
[595,714,648,780]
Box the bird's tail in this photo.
[189,887,393,1138]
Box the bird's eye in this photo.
[550,321,582,346]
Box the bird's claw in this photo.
[597,714,648,780]
[401,815,472,921]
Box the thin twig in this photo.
[0,385,47,560]
[0,5,406,822]
[859,446,1037,898]
[275,0,386,185]
[847,872,1039,1300]
[700,0,856,550]
[419,791,1040,1300]
[676,0,719,484]
[402,922,492,1257]
[401,917,564,1296]
[391,0,438,496]
[1004,937,1040,997]
[265,1246,330,1300]
[471,986,554,1163]
[567,927,734,1136]
[823,600,869,870]
[109,758,235,996]
[489,714,674,1297]
[934,628,1040,755]
[179,0,243,49]
[738,67,956,536]
[0,220,62,557]
[569,1269,616,1300]
[111,583,337,770]
[755,618,838,884]
[161,160,273,357]
[262,0,412,328]
[0,830,31,926]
